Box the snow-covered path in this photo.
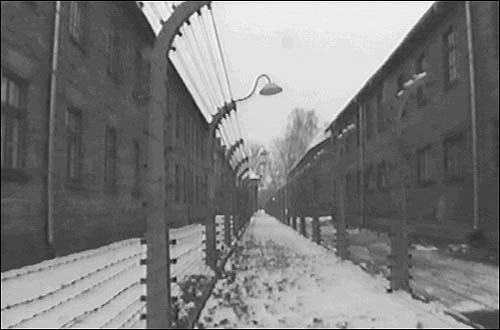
[198,212,470,329]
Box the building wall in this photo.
[166,61,213,228]
[337,1,498,243]
[471,1,499,246]
[287,2,498,245]
[1,1,54,270]
[1,1,153,270]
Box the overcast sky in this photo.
[144,1,435,147]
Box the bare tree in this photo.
[268,108,323,190]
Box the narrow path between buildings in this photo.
[197,212,471,329]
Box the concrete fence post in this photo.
[388,184,411,292]
[336,179,348,260]
[224,213,231,248]
[300,216,307,237]
[205,211,217,271]
[312,214,320,245]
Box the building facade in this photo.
[285,1,499,247]
[1,1,154,270]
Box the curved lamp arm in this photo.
[233,73,272,102]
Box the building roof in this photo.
[326,1,458,132]
[288,127,331,177]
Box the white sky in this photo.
[144,1,435,147]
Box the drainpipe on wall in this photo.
[465,1,479,230]
[357,100,366,228]
[47,1,62,250]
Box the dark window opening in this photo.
[416,145,433,185]
[104,127,117,191]
[1,73,26,170]
[443,27,458,87]
[443,133,464,181]
[66,108,83,183]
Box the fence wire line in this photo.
[6,262,140,329]
[198,10,229,102]
[100,297,142,329]
[60,281,142,329]
[189,14,226,106]
[181,24,223,110]
[170,51,212,119]
[1,239,139,282]
[1,251,143,312]
[174,31,218,115]
[209,6,234,100]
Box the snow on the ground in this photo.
[319,224,499,314]
[1,238,146,329]
[198,214,469,329]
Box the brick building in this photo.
[166,61,236,228]
[1,1,154,270]
[286,1,499,247]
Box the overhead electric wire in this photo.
[170,47,212,117]
[149,2,164,24]
[182,24,223,109]
[190,14,226,106]
[206,5,245,152]
[163,1,173,14]
[198,10,229,102]
[179,25,219,115]
[209,6,234,100]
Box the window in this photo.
[376,88,385,133]
[69,1,86,47]
[494,120,499,171]
[134,49,150,99]
[365,104,374,140]
[107,19,122,82]
[396,73,406,96]
[377,161,389,191]
[1,73,26,170]
[188,169,193,204]
[345,172,352,198]
[196,175,200,204]
[356,169,361,196]
[201,133,205,160]
[203,173,207,204]
[443,133,464,180]
[176,109,181,140]
[184,116,189,146]
[191,120,196,155]
[416,53,426,74]
[175,164,181,202]
[443,27,458,87]
[104,127,117,190]
[364,164,373,190]
[416,86,427,108]
[133,140,141,196]
[66,108,83,182]
[416,145,433,185]
[183,166,187,203]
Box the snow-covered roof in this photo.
[288,125,332,177]
[247,169,260,180]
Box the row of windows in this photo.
[1,74,26,169]
[175,109,206,160]
[2,71,142,194]
[349,133,467,195]
[64,107,142,195]
[175,164,207,205]
[68,1,150,95]
[362,27,458,144]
